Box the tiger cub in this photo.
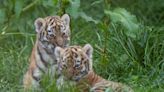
[23,14,70,89]
[55,44,133,92]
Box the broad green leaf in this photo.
[42,0,55,7]
[79,12,99,24]
[105,88,113,92]
[91,0,103,6]
[105,8,140,38]
[66,0,80,19]
[14,0,23,17]
[53,0,58,5]
[0,9,6,24]
[3,0,14,12]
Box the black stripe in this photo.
[44,47,52,55]
[49,19,54,26]
[39,32,42,41]
[86,59,90,71]
[36,62,45,73]
[32,70,41,82]
[37,46,48,68]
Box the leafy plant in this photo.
[105,8,140,39]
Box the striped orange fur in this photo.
[55,44,133,92]
[23,14,70,90]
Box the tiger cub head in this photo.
[34,14,70,50]
[55,44,93,81]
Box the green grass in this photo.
[0,0,164,92]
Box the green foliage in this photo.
[14,0,24,17]
[0,0,164,92]
[66,0,80,18]
[105,8,139,38]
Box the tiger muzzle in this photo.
[56,38,64,47]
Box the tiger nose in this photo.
[56,38,63,47]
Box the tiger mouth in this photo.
[73,70,88,81]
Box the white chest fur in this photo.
[34,45,57,80]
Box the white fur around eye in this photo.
[47,26,51,31]
[76,60,81,65]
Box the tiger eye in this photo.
[62,33,66,37]
[48,30,51,33]
[50,34,54,37]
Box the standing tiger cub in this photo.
[23,14,70,89]
[55,44,133,92]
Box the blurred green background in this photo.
[0,0,164,91]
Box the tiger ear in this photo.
[34,18,45,33]
[83,44,93,59]
[61,14,70,27]
[55,47,64,58]
[83,44,93,71]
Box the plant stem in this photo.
[22,0,39,12]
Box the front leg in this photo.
[23,70,41,91]
[23,71,33,90]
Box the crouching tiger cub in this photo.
[23,14,70,89]
[55,44,133,92]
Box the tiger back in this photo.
[23,14,70,89]
[55,44,133,92]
